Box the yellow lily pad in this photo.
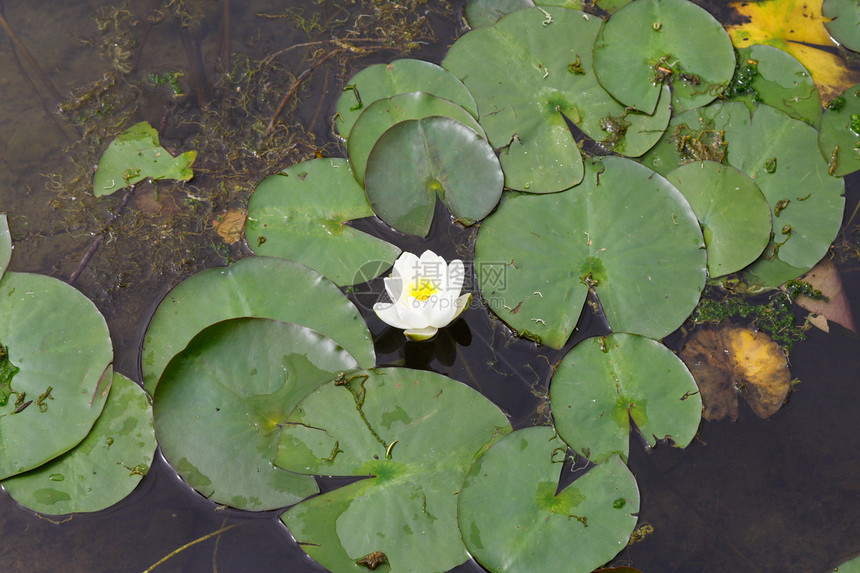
[726,0,860,101]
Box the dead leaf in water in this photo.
[679,324,792,421]
[213,209,246,245]
[726,0,860,102]
[792,259,857,333]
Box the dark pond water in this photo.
[0,1,858,572]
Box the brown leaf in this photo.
[794,260,857,334]
[213,209,246,245]
[679,324,792,421]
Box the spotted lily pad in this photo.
[154,318,358,511]
[475,156,706,348]
[640,101,845,284]
[93,121,197,196]
[443,7,672,192]
[726,45,822,126]
[277,367,511,573]
[347,91,484,185]
[0,272,113,479]
[245,158,401,286]
[593,0,736,114]
[664,162,772,277]
[823,0,860,52]
[0,214,10,281]
[458,426,639,572]
[364,116,504,236]
[334,59,477,141]
[551,333,702,463]
[819,83,860,177]
[141,257,375,395]
[2,373,155,515]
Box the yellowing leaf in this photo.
[679,324,792,421]
[793,260,857,333]
[727,0,860,101]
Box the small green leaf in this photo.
[823,0,860,53]
[364,117,504,236]
[3,373,156,515]
[0,272,113,479]
[819,83,860,177]
[458,426,640,573]
[334,59,477,142]
[155,318,357,511]
[0,213,10,282]
[141,257,375,395]
[593,0,736,114]
[93,121,196,196]
[550,333,702,463]
[245,158,401,286]
[278,367,511,573]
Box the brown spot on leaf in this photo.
[213,209,246,245]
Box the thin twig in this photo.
[178,24,211,109]
[69,187,136,284]
[216,0,231,71]
[0,6,61,101]
[261,50,340,141]
[143,523,241,573]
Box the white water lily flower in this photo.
[373,250,471,341]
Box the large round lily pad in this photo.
[0,271,113,479]
[458,426,639,573]
[0,213,10,281]
[334,59,477,141]
[442,7,672,193]
[550,333,702,463]
[347,91,485,186]
[664,162,772,277]
[475,156,706,348]
[155,318,358,511]
[726,45,821,127]
[364,116,504,236]
[640,101,845,283]
[245,158,401,286]
[593,0,735,114]
[2,373,155,515]
[819,83,860,177]
[277,367,511,573]
[823,0,860,52]
[141,256,375,395]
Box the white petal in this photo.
[418,250,447,286]
[383,276,402,303]
[404,326,438,341]
[452,293,472,320]
[373,302,412,329]
[445,258,465,295]
[425,294,458,328]
[393,252,420,286]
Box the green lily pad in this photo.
[832,553,860,572]
[593,0,735,114]
[141,256,375,395]
[334,59,478,141]
[155,318,358,511]
[640,101,845,282]
[277,367,511,573]
[458,426,639,572]
[823,0,860,52]
[819,83,860,177]
[475,156,706,348]
[364,116,504,236]
[93,121,197,196]
[443,7,672,192]
[245,158,401,286]
[550,333,702,463]
[2,373,155,515]
[0,213,10,281]
[0,272,113,479]
[464,0,534,28]
[664,162,772,277]
[347,92,485,186]
[726,45,821,127]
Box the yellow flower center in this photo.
[408,279,439,302]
